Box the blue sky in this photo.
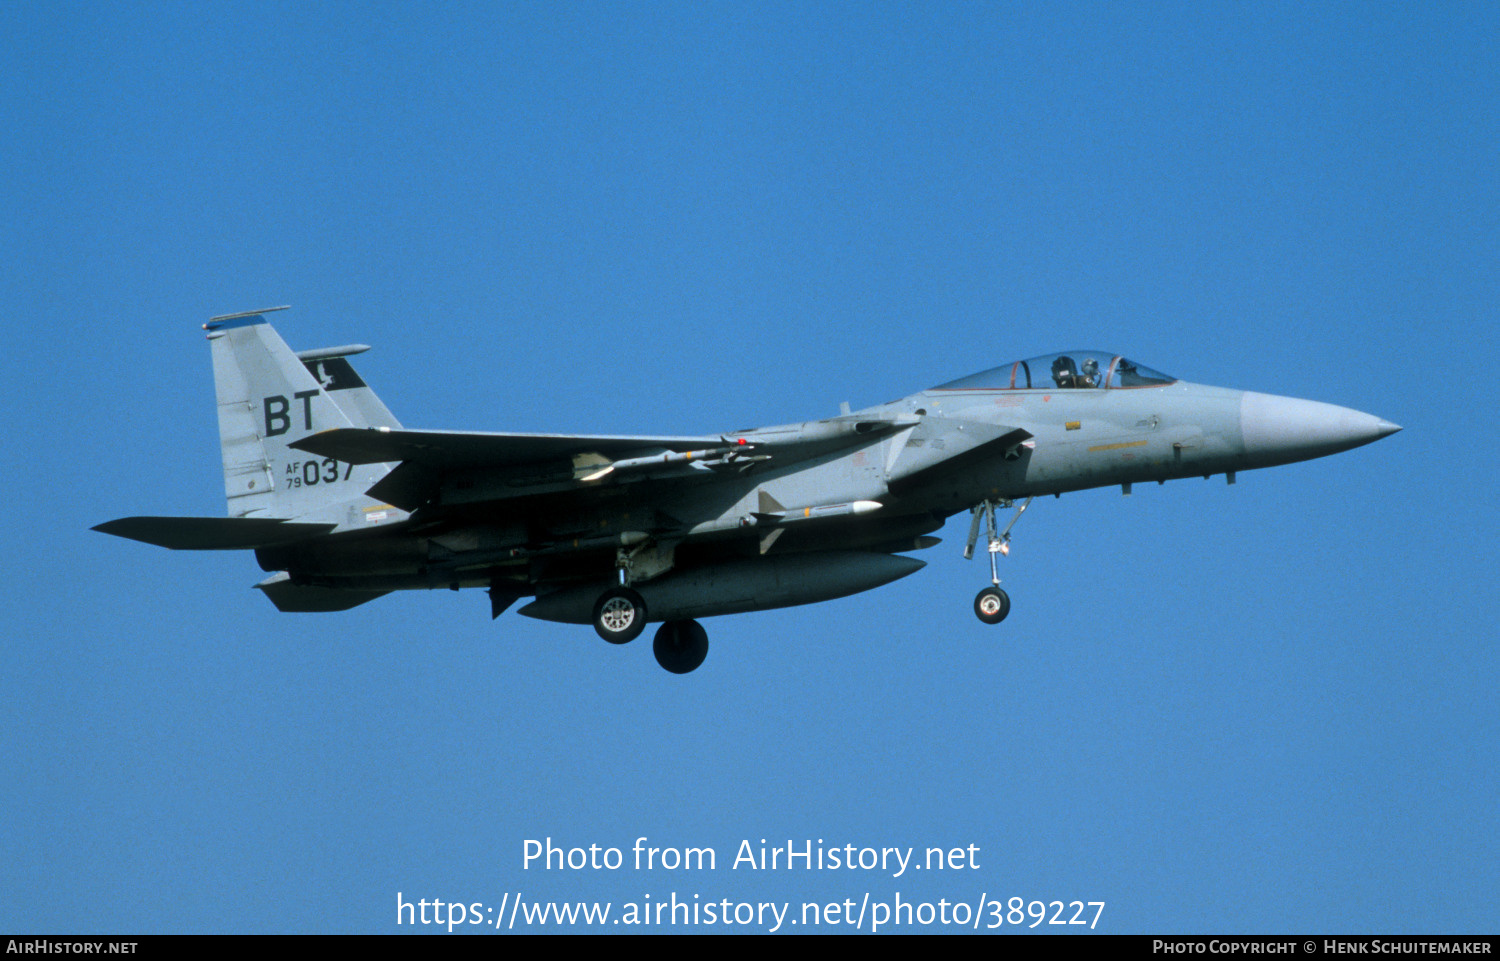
[4,1,1495,934]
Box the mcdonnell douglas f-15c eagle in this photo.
[95,308,1399,673]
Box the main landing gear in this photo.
[592,586,647,644]
[590,545,708,673]
[965,496,1032,625]
[589,588,709,674]
[653,619,709,674]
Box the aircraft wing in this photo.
[291,427,742,512]
[291,416,923,513]
[289,427,723,469]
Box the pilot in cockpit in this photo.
[1080,357,1100,388]
[1051,355,1079,388]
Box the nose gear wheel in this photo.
[965,497,1031,624]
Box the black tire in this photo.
[974,586,1010,625]
[593,586,647,644]
[653,619,709,674]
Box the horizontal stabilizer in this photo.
[92,516,337,550]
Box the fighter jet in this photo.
[95,308,1399,673]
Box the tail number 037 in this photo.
[285,458,353,487]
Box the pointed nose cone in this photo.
[1240,392,1401,467]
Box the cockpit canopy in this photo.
[935,351,1176,391]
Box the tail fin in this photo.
[206,308,394,520]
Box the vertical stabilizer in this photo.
[205,308,392,520]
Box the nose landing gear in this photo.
[965,496,1032,625]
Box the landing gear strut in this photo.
[965,496,1032,625]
